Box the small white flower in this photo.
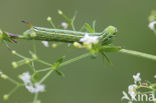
[122,91,130,101]
[61,22,68,29]
[128,85,137,101]
[148,21,156,30]
[26,85,35,93]
[26,83,45,93]
[154,75,156,78]
[20,72,45,93]
[80,34,99,45]
[20,72,31,84]
[34,83,45,93]
[133,73,141,84]
[41,41,49,47]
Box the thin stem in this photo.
[49,20,56,28]
[33,93,39,103]
[36,67,51,73]
[39,69,54,84]
[28,62,36,72]
[37,53,91,72]
[119,49,156,61]
[8,85,19,96]
[59,52,91,67]
[13,51,27,59]
[37,59,52,66]
[7,76,19,85]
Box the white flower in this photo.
[26,83,45,93]
[148,21,156,30]
[80,34,99,45]
[20,72,31,84]
[20,72,45,93]
[128,85,137,101]
[41,41,49,47]
[154,75,156,78]
[122,91,130,101]
[133,73,141,84]
[61,22,68,29]
[34,83,45,92]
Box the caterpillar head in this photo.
[100,26,118,45]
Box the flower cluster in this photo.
[73,33,99,50]
[122,73,141,102]
[20,72,45,93]
[80,34,99,45]
[122,73,156,102]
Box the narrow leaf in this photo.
[55,70,64,77]
[101,52,112,65]
[85,23,95,33]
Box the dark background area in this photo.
[0,0,156,103]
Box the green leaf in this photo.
[32,72,39,82]
[53,56,66,70]
[101,45,122,52]
[55,70,64,77]
[56,56,66,64]
[85,23,95,33]
[3,32,13,43]
[92,20,96,32]
[101,52,112,65]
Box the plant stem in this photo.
[59,52,92,67]
[39,69,54,84]
[38,53,91,83]
[33,93,39,103]
[119,49,156,61]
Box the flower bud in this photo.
[3,94,9,100]
[47,16,52,21]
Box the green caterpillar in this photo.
[20,21,117,45]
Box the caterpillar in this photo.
[21,21,117,45]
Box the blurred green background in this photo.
[0,0,156,103]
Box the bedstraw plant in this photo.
[0,10,156,103]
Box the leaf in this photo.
[3,32,13,43]
[84,23,95,33]
[53,56,66,70]
[32,72,39,82]
[101,45,122,52]
[55,70,64,77]
[56,56,66,64]
[101,52,112,65]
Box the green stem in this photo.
[8,85,19,96]
[37,59,52,66]
[7,76,19,85]
[36,67,51,73]
[39,69,54,84]
[38,53,91,83]
[37,53,92,73]
[119,49,156,61]
[59,52,91,67]
[33,93,39,103]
